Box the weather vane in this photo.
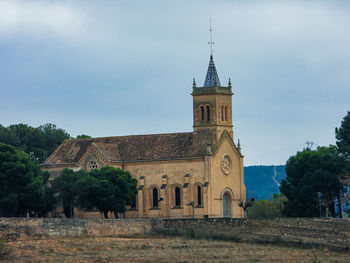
[208,18,214,56]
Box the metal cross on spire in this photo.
[208,18,214,56]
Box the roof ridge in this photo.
[65,132,193,142]
[91,131,193,141]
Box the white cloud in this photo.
[1,0,350,165]
[0,0,86,40]
[219,2,350,63]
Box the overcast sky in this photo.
[0,0,349,166]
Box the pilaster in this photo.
[160,175,168,218]
[183,173,191,217]
[138,176,145,217]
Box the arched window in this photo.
[152,188,159,208]
[197,185,202,207]
[223,193,230,217]
[221,106,224,121]
[225,106,228,121]
[175,187,181,207]
[206,106,210,122]
[200,106,204,121]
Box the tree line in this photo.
[0,123,90,163]
[0,143,137,218]
[248,111,350,218]
[0,122,135,219]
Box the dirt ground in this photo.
[1,236,349,263]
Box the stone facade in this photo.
[42,55,246,219]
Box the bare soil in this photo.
[1,236,349,263]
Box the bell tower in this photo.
[192,55,234,147]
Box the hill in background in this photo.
[244,165,286,200]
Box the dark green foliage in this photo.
[280,146,348,217]
[0,123,70,162]
[0,143,56,217]
[336,111,350,158]
[39,124,71,157]
[244,165,286,200]
[76,134,91,139]
[248,194,287,218]
[88,167,137,218]
[52,167,137,219]
[51,169,87,218]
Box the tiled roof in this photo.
[203,55,221,87]
[44,132,206,165]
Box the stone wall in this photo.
[0,218,156,239]
[155,218,350,250]
[1,218,349,250]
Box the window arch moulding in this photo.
[150,185,160,209]
[171,184,183,209]
[194,183,204,208]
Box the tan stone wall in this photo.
[209,138,245,218]
[193,93,233,142]
[44,149,245,219]
[43,158,212,219]
[44,166,80,181]
[121,158,208,218]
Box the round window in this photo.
[221,155,232,175]
[89,161,98,169]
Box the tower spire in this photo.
[203,18,220,87]
[208,18,214,57]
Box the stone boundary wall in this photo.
[1,218,349,250]
[156,218,350,250]
[0,218,155,239]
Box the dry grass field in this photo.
[1,236,349,263]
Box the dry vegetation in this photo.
[1,236,349,263]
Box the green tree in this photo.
[52,169,87,218]
[336,111,350,158]
[0,125,16,146]
[86,167,138,218]
[0,143,56,217]
[280,146,348,217]
[76,134,91,139]
[0,123,70,161]
[39,123,70,157]
[52,167,137,219]
[7,124,46,157]
[247,194,286,219]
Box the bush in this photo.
[247,194,286,219]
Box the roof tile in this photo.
[44,132,205,165]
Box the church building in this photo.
[42,55,246,218]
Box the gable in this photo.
[212,130,242,159]
[79,144,109,170]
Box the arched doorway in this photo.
[222,191,232,218]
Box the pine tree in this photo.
[336,111,350,158]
